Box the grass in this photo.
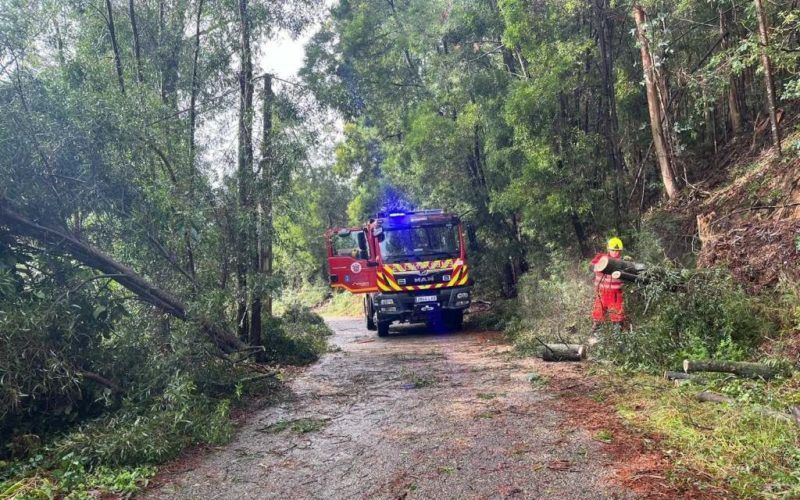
[404,371,436,389]
[606,370,800,497]
[594,429,613,443]
[274,280,363,318]
[263,418,328,434]
[316,291,363,318]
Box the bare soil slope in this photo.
[145,320,699,499]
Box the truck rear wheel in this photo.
[365,296,376,331]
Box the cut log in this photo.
[696,391,734,404]
[791,406,800,426]
[594,256,644,275]
[683,359,779,380]
[612,270,648,284]
[540,343,586,362]
[664,371,692,380]
[697,391,795,424]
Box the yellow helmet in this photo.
[607,237,624,251]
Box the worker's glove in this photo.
[622,255,633,262]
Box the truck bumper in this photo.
[371,286,472,323]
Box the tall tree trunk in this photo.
[184,0,204,280]
[54,19,66,69]
[251,75,275,361]
[104,0,125,94]
[128,0,143,83]
[158,2,184,107]
[597,0,627,228]
[633,4,679,199]
[720,8,742,134]
[236,0,255,342]
[189,0,204,193]
[570,211,590,257]
[753,0,781,155]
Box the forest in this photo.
[1,0,798,496]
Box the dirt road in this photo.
[147,319,673,499]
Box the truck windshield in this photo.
[378,225,460,263]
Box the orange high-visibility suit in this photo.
[590,252,624,323]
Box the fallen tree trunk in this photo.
[683,359,779,380]
[664,370,692,380]
[593,256,644,275]
[0,201,244,353]
[540,343,586,362]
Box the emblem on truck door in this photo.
[350,262,362,274]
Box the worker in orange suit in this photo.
[590,237,625,335]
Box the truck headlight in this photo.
[380,299,395,305]
[442,275,451,281]
[456,292,469,299]
[455,300,469,306]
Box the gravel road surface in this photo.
[146,318,651,499]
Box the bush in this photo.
[274,280,329,313]
[622,266,775,371]
[264,305,332,365]
[52,372,232,467]
[506,265,594,354]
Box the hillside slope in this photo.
[667,128,800,291]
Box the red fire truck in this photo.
[325,209,472,337]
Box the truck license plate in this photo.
[415,295,437,303]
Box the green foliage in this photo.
[622,267,774,370]
[53,373,232,467]
[504,264,594,354]
[264,306,332,366]
[0,2,335,494]
[0,464,156,498]
[505,243,776,372]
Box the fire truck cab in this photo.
[325,209,472,337]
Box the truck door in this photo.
[325,228,378,293]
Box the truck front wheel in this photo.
[445,310,464,331]
[365,296,376,331]
[377,318,391,337]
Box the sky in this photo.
[204,6,341,185]
[262,29,311,81]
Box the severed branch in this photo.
[78,369,124,394]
